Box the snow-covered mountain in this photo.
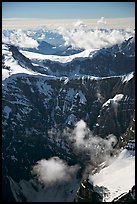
[4,146,135,202]
[75,145,135,202]
[2,33,135,202]
[2,36,135,79]
[89,147,135,202]
[23,41,84,56]
[19,36,135,77]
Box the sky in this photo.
[2,2,135,19]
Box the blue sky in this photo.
[2,2,135,19]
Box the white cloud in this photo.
[97,17,107,26]
[73,120,88,147]
[5,29,39,48]
[72,120,117,152]
[63,120,118,167]
[58,26,134,50]
[2,26,134,51]
[32,157,79,185]
[73,20,87,28]
[48,120,118,178]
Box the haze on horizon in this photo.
[2,17,135,30]
[2,2,135,29]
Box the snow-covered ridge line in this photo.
[102,94,124,108]
[2,42,134,81]
[20,48,97,63]
[121,71,134,83]
[2,69,135,84]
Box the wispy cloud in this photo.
[49,120,118,173]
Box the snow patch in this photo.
[36,80,52,96]
[102,94,124,116]
[78,91,87,104]
[66,114,77,126]
[3,106,11,119]
[122,72,134,83]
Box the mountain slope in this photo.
[89,148,135,202]
[2,36,135,202]
[19,36,135,77]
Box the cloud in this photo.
[31,157,79,185]
[73,20,87,28]
[3,29,39,48]
[70,120,119,177]
[57,25,134,50]
[73,120,88,147]
[31,120,119,189]
[72,120,117,154]
[2,26,134,51]
[49,120,118,168]
[97,17,107,26]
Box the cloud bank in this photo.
[2,18,135,51]
[58,25,134,50]
[2,17,135,30]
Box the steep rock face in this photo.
[74,178,103,202]
[3,74,135,139]
[2,74,135,186]
[2,36,135,201]
[92,73,135,138]
[118,110,135,148]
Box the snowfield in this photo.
[89,148,135,202]
[20,48,97,63]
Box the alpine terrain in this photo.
[2,27,135,202]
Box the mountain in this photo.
[20,36,135,77]
[3,36,135,78]
[75,146,135,202]
[2,73,135,201]
[2,36,135,202]
[22,40,84,56]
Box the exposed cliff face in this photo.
[2,73,135,138]
[2,73,135,186]
[2,36,135,202]
[118,110,135,148]
[92,72,135,138]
